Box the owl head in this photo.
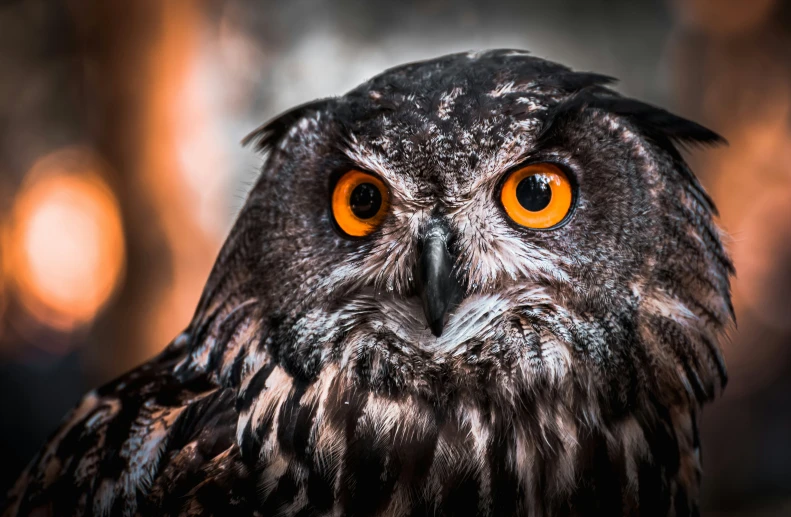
[179,50,732,425]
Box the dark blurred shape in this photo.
[0,0,789,514]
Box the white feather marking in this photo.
[642,289,697,326]
[436,86,465,119]
[117,402,185,503]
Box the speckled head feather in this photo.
[4,50,732,517]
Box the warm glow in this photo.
[10,149,125,332]
[668,4,791,396]
[672,0,777,34]
[137,3,228,358]
[0,224,6,342]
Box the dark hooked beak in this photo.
[416,218,462,337]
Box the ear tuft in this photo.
[586,96,726,148]
[537,86,726,150]
[543,71,618,92]
[242,99,333,154]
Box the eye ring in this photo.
[331,169,390,238]
[499,163,574,229]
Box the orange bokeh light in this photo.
[136,2,228,358]
[9,148,125,333]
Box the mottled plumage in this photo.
[3,50,733,516]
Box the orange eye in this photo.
[500,163,573,229]
[331,170,390,237]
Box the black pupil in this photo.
[516,174,552,212]
[350,183,382,219]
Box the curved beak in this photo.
[416,219,462,337]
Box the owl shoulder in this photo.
[3,348,246,516]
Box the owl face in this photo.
[193,50,731,415]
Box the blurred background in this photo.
[0,0,789,514]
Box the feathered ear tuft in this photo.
[585,96,726,149]
[242,98,333,154]
[537,86,726,151]
[543,71,618,92]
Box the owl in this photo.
[2,50,733,517]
